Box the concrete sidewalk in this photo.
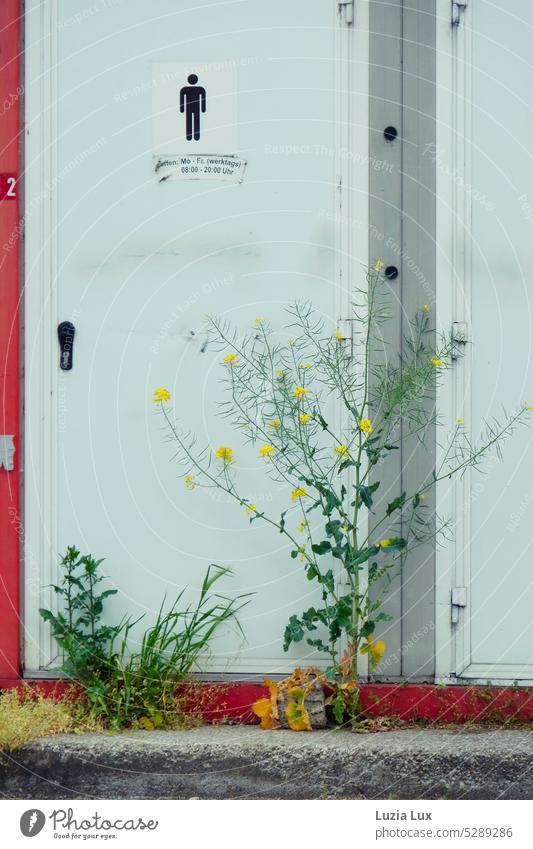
[2,725,533,800]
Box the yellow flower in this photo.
[288,338,295,345]
[299,363,311,370]
[423,304,430,313]
[373,259,385,273]
[456,417,463,424]
[298,545,306,562]
[259,443,276,458]
[291,487,308,501]
[293,385,309,398]
[299,413,312,424]
[276,370,285,378]
[334,328,344,341]
[362,634,386,666]
[298,520,306,533]
[431,358,444,366]
[216,445,234,464]
[268,418,281,428]
[224,352,238,365]
[358,418,373,434]
[255,317,264,326]
[419,493,426,502]
[252,679,279,730]
[245,503,256,516]
[153,387,171,403]
[341,524,349,532]
[378,538,393,548]
[336,444,349,456]
[184,474,196,490]
[526,404,533,411]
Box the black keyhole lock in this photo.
[58,321,76,370]
[385,265,399,280]
[384,126,398,142]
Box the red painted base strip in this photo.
[4,680,533,725]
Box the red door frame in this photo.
[0,0,21,685]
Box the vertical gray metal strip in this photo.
[368,0,404,679]
[399,0,437,680]
[369,0,437,680]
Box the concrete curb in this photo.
[2,725,533,800]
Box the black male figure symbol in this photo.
[179,74,206,141]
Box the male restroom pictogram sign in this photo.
[152,63,238,155]
[179,74,206,141]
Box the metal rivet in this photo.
[383,126,398,142]
[385,265,399,280]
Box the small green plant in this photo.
[40,547,128,684]
[154,262,532,684]
[40,549,249,729]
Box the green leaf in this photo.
[331,544,347,560]
[332,691,345,725]
[306,564,319,581]
[313,480,342,515]
[314,607,330,626]
[249,511,264,523]
[386,492,406,516]
[325,666,337,682]
[338,459,356,474]
[301,608,319,631]
[347,545,381,570]
[316,414,329,431]
[312,541,331,555]
[318,569,335,594]
[99,589,118,600]
[279,510,287,533]
[38,608,57,625]
[356,481,380,509]
[360,620,375,639]
[325,520,344,543]
[306,637,330,653]
[376,612,393,622]
[283,615,305,650]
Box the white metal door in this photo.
[436,0,533,681]
[24,1,369,672]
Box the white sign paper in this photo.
[154,154,246,183]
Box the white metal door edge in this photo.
[434,0,474,682]
[23,1,370,674]
[23,0,59,672]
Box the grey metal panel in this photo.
[368,0,404,679]
[399,0,437,680]
[368,0,437,680]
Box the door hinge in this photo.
[336,318,354,355]
[451,321,468,359]
[0,435,15,471]
[451,1,468,27]
[339,0,355,25]
[451,586,467,624]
